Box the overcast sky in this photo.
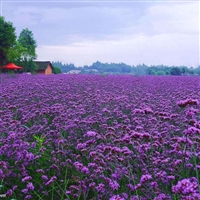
[1,0,199,67]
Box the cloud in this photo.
[128,2,199,36]
[2,1,199,66]
[37,32,198,67]
[148,2,199,35]
[2,2,146,44]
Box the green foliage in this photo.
[156,70,165,75]
[33,135,46,150]
[52,65,62,74]
[52,62,76,73]
[18,28,37,61]
[181,67,186,75]
[187,67,194,75]
[17,28,37,72]
[166,70,170,75]
[148,69,157,75]
[6,41,26,63]
[170,67,182,75]
[0,17,38,73]
[0,16,17,67]
[195,66,200,75]
[27,60,38,73]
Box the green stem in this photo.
[61,167,69,199]
[33,190,44,200]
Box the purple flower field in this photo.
[0,74,200,200]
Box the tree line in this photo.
[52,61,200,76]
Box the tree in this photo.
[0,16,17,67]
[170,67,182,75]
[181,67,186,75]
[52,65,61,74]
[26,60,38,73]
[156,71,165,75]
[194,66,200,75]
[18,28,37,72]
[187,67,194,75]
[148,69,157,75]
[120,63,132,73]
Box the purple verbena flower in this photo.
[172,177,199,195]
[140,174,152,184]
[22,176,32,182]
[27,182,34,190]
[95,183,105,193]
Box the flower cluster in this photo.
[172,177,200,198]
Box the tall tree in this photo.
[0,16,17,67]
[18,28,37,72]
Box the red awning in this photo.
[2,63,23,70]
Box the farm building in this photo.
[35,61,53,75]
